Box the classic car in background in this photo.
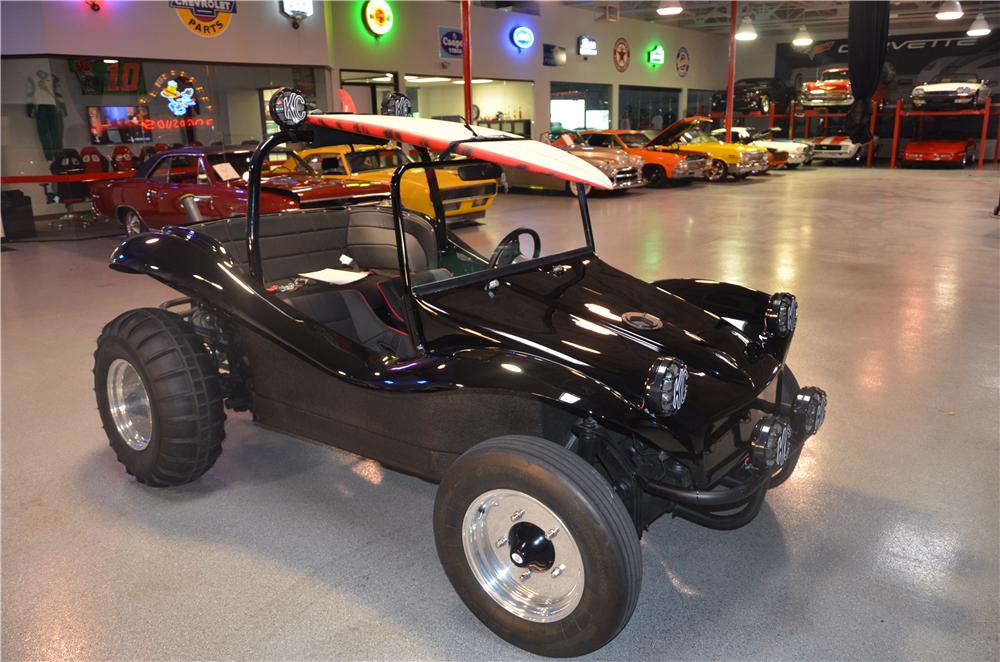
[503,131,645,195]
[799,67,854,109]
[711,77,796,114]
[901,139,978,167]
[299,144,500,224]
[809,135,876,165]
[711,126,813,168]
[910,73,993,109]
[91,146,388,235]
[646,117,768,182]
[582,130,709,186]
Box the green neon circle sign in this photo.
[363,0,393,36]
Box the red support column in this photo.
[461,0,472,124]
[993,111,999,163]
[866,99,878,167]
[890,99,902,169]
[803,113,810,139]
[977,97,991,170]
[788,101,796,139]
[724,0,737,137]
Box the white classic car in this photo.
[911,73,992,109]
[809,135,877,165]
[712,127,814,168]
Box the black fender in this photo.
[110,228,375,376]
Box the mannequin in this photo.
[26,69,68,160]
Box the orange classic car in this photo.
[582,130,710,186]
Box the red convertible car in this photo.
[902,139,978,168]
[91,146,389,235]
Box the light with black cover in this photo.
[269,87,308,130]
[645,357,688,416]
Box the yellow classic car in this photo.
[297,145,500,224]
[645,116,769,182]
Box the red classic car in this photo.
[91,146,389,235]
[799,67,854,109]
[902,139,978,168]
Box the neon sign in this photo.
[578,35,597,56]
[142,117,215,130]
[161,80,197,116]
[363,0,393,36]
[510,26,534,50]
[647,44,665,65]
[139,70,213,117]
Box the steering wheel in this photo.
[488,228,541,268]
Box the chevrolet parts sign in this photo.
[170,0,237,38]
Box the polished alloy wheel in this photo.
[106,357,153,451]
[462,488,585,623]
[759,95,771,114]
[705,159,726,182]
[124,211,144,237]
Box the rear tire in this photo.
[642,164,667,187]
[785,163,800,170]
[94,308,226,487]
[434,435,641,658]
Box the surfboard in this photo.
[306,114,614,190]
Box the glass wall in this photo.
[618,85,681,131]
[340,70,399,115]
[0,55,327,239]
[549,82,611,133]
[404,75,534,137]
[686,89,716,117]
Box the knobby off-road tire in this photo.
[434,435,641,658]
[94,308,226,487]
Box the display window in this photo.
[618,85,681,131]
[550,82,611,133]
[403,75,534,137]
[686,89,716,117]
[0,55,326,240]
[340,70,399,114]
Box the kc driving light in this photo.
[645,357,688,416]
[765,292,797,337]
[792,386,828,437]
[750,415,791,469]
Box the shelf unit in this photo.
[788,100,882,167]
[888,97,993,169]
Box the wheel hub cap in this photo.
[462,489,585,623]
[106,358,153,451]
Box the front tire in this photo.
[121,208,148,237]
[94,308,226,487]
[704,159,728,182]
[642,164,667,187]
[434,436,641,658]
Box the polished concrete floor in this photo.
[3,165,998,661]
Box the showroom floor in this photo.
[2,165,998,661]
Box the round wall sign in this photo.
[613,37,630,73]
[363,0,393,36]
[676,46,690,77]
[170,0,236,39]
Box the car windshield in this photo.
[345,148,408,173]
[933,73,979,84]
[821,70,849,81]
[618,133,649,147]
[409,161,592,293]
[678,127,720,145]
[207,150,314,181]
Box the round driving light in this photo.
[792,386,827,437]
[765,292,797,337]
[645,357,688,416]
[750,415,791,469]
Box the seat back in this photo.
[195,207,436,282]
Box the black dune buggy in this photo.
[94,90,828,658]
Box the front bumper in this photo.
[912,95,977,109]
[609,166,646,190]
[903,152,963,163]
[670,159,708,179]
[799,95,854,108]
[811,146,858,160]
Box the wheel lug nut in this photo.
[511,509,525,522]
[552,564,566,578]
[495,535,508,548]
[519,570,531,581]
[545,527,559,540]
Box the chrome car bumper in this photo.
[799,96,854,108]
[610,167,646,190]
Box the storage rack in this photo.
[888,97,994,169]
[788,100,882,167]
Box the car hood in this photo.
[423,257,780,424]
[563,146,635,168]
[263,174,388,200]
[915,82,979,92]
[804,80,851,93]
[904,139,970,152]
[810,135,857,146]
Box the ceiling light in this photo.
[735,15,757,41]
[406,76,452,83]
[451,79,494,84]
[656,1,683,16]
[792,25,813,47]
[967,11,991,35]
[935,1,963,20]
[103,58,119,64]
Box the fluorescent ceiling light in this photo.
[967,12,991,35]
[735,15,757,41]
[406,77,452,83]
[792,25,813,47]
[656,1,683,16]
[103,58,119,64]
[935,1,963,20]
[451,79,494,85]
[370,76,393,82]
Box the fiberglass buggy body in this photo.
[94,90,828,658]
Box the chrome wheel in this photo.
[124,211,144,237]
[462,488,585,623]
[759,95,771,114]
[106,358,153,451]
[568,181,592,197]
[705,159,727,182]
